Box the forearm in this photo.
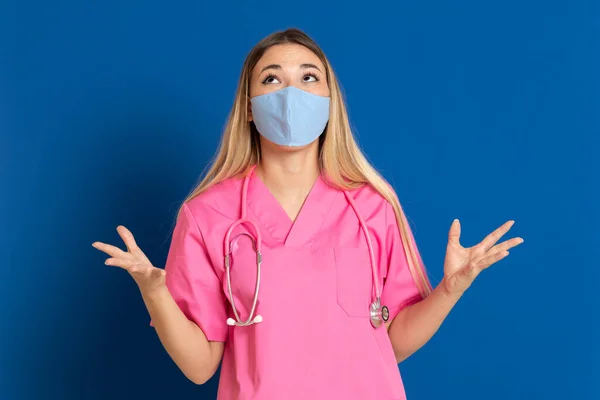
[388,278,463,362]
[142,285,222,384]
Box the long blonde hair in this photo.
[180,28,433,298]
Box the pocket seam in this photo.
[333,247,372,318]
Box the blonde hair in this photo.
[180,28,432,298]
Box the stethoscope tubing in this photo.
[224,165,386,328]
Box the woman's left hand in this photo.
[442,219,524,295]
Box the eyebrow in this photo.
[259,63,322,74]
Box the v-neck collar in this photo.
[245,171,339,248]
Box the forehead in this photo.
[254,43,324,71]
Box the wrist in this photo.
[141,283,168,303]
[438,276,464,301]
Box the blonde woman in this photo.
[93,28,523,399]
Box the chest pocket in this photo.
[333,247,373,318]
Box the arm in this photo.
[387,278,462,362]
[143,286,224,384]
[385,216,523,363]
[94,203,229,384]
[148,202,230,384]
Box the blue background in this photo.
[1,0,598,399]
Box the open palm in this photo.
[443,219,524,294]
[92,225,166,294]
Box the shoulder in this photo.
[182,175,244,223]
[343,182,392,221]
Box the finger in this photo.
[116,226,139,253]
[476,250,510,270]
[448,219,461,245]
[117,226,152,264]
[489,237,524,254]
[104,257,136,270]
[92,242,127,258]
[479,220,515,251]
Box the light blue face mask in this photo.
[250,86,330,147]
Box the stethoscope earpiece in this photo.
[227,315,263,327]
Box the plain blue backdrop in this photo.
[1,0,598,399]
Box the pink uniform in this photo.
[158,172,424,399]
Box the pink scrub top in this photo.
[159,173,424,399]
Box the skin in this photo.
[92,43,524,383]
[387,219,523,361]
[248,44,330,222]
[92,227,222,385]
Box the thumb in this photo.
[151,267,166,280]
[448,219,461,245]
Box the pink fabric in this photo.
[156,173,424,399]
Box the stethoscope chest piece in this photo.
[369,298,389,329]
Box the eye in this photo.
[302,71,321,83]
[262,73,280,84]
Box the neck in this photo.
[255,142,320,197]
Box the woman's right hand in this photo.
[93,225,166,295]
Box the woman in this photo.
[92,28,523,399]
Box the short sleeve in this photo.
[380,200,425,322]
[150,203,228,342]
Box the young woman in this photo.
[93,28,523,399]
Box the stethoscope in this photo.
[224,166,389,329]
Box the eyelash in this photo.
[261,71,321,84]
[261,73,278,84]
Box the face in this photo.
[248,43,330,122]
